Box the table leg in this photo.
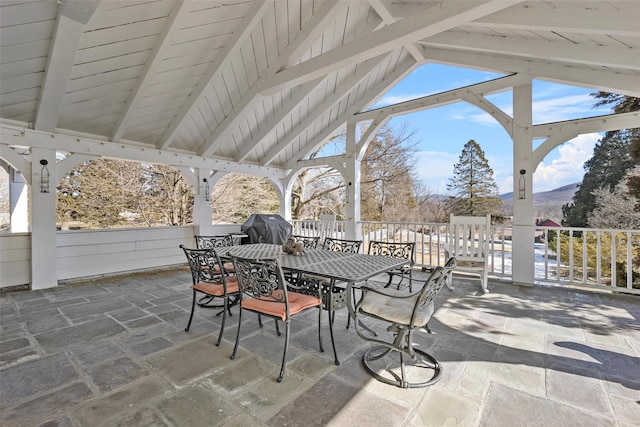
[327,278,340,365]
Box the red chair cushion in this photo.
[241,291,321,320]
[192,276,239,296]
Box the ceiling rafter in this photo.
[157,0,273,150]
[260,0,522,95]
[283,57,417,170]
[34,0,101,131]
[233,78,323,162]
[368,0,425,64]
[198,0,346,157]
[110,1,191,142]
[421,32,640,70]
[260,55,387,166]
[470,7,640,37]
[424,47,640,98]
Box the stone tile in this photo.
[466,360,546,397]
[37,413,77,427]
[109,306,150,323]
[547,361,613,416]
[268,374,360,426]
[208,355,277,393]
[233,370,313,420]
[25,309,72,334]
[0,323,26,341]
[1,382,94,427]
[288,352,336,380]
[130,337,173,357]
[409,387,480,427]
[0,346,39,368]
[480,383,615,427]
[70,340,126,368]
[124,315,162,330]
[111,407,170,427]
[0,337,30,354]
[327,388,409,427]
[0,353,79,407]
[73,376,174,427]
[158,385,242,426]
[34,318,126,353]
[86,356,148,392]
[609,394,640,426]
[60,299,132,320]
[146,336,236,386]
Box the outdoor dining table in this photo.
[226,243,407,364]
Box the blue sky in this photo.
[369,64,612,194]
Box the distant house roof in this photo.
[537,219,561,227]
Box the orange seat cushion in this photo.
[241,291,321,320]
[192,276,239,296]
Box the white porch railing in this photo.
[292,220,640,294]
[2,221,637,294]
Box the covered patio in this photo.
[1,270,638,426]
[1,0,640,290]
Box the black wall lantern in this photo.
[518,169,526,199]
[40,159,50,193]
[203,178,210,201]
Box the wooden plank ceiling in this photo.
[1,0,639,173]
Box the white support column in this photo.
[511,82,535,286]
[281,176,293,221]
[10,168,28,232]
[192,168,213,236]
[345,121,361,240]
[30,148,57,289]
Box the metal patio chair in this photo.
[230,256,331,382]
[289,234,320,249]
[348,257,456,388]
[180,245,240,346]
[368,241,416,292]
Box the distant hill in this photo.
[500,183,580,221]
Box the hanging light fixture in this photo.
[202,178,210,201]
[518,169,526,199]
[40,159,50,193]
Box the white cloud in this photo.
[533,133,600,191]
[457,93,598,127]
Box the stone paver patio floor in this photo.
[1,267,639,426]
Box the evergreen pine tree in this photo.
[562,92,639,226]
[447,139,503,217]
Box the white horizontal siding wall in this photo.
[56,226,196,281]
[0,224,244,288]
[0,233,30,289]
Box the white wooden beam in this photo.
[260,56,386,166]
[0,125,287,179]
[198,0,345,157]
[283,57,416,169]
[157,0,272,150]
[34,1,101,131]
[423,47,640,98]
[470,7,640,37]
[355,73,528,121]
[532,111,640,167]
[421,32,640,70]
[0,143,31,185]
[260,0,521,95]
[111,1,191,142]
[368,0,425,64]
[532,111,640,139]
